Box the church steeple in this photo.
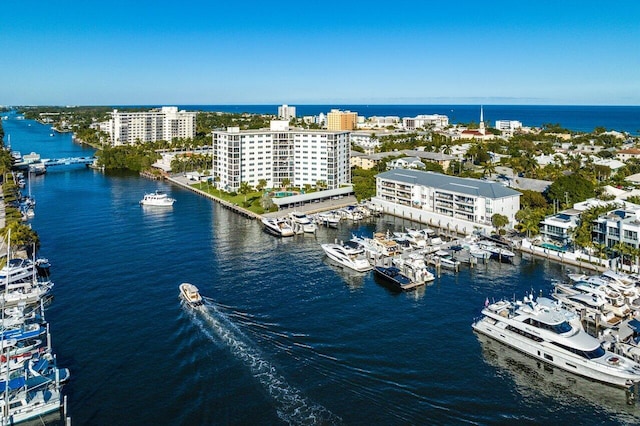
[479,105,486,135]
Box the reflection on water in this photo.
[476,333,640,424]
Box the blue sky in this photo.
[1,0,638,105]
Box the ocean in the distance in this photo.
[169,104,639,134]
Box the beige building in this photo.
[327,109,358,131]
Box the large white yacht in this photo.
[473,294,640,388]
[321,241,372,272]
[139,190,176,207]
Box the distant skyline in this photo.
[1,0,639,106]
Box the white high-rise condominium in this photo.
[278,104,296,120]
[212,121,350,192]
[107,106,196,145]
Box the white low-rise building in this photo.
[372,169,521,235]
[402,114,449,131]
[212,121,350,192]
[495,120,522,137]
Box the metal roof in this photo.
[376,169,521,199]
[271,186,354,206]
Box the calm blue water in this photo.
[3,114,640,425]
[172,104,639,134]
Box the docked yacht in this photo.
[288,211,317,233]
[480,242,515,262]
[315,211,341,228]
[139,190,176,207]
[261,217,295,237]
[0,258,39,286]
[473,294,640,388]
[179,283,204,307]
[321,241,372,272]
[373,266,420,291]
[392,253,435,284]
[430,250,460,269]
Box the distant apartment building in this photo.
[278,104,296,120]
[326,109,358,131]
[495,120,522,136]
[372,169,521,234]
[212,121,350,192]
[402,114,449,131]
[106,106,196,146]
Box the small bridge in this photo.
[42,157,96,167]
[13,156,97,171]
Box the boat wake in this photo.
[185,299,341,425]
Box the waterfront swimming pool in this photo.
[539,242,567,252]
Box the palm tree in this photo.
[256,179,267,193]
[281,178,291,191]
[239,181,252,205]
[480,161,496,178]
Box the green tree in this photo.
[544,174,596,209]
[491,213,510,234]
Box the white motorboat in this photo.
[469,244,491,261]
[552,291,622,328]
[392,253,435,284]
[321,241,372,272]
[480,242,515,262]
[555,280,632,319]
[261,217,295,237]
[179,283,204,307]
[315,211,341,228]
[288,211,317,233]
[430,250,460,269]
[140,190,176,207]
[473,294,640,388]
[0,258,39,286]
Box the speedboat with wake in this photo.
[179,283,204,307]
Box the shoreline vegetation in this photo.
[4,106,640,265]
[0,117,40,261]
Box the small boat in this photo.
[179,283,204,307]
[140,190,176,207]
[261,217,295,237]
[373,266,421,291]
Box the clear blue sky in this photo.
[1,0,638,106]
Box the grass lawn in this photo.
[191,182,275,215]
